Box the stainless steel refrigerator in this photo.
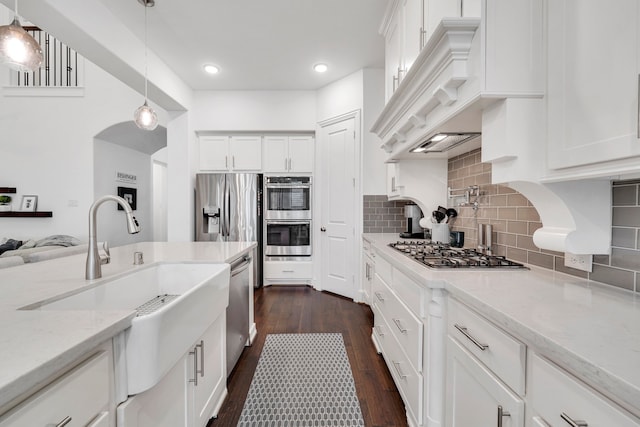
[195,173,263,286]
[195,173,262,376]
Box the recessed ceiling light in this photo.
[313,63,328,73]
[203,64,220,75]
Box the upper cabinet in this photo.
[199,136,262,172]
[263,136,314,173]
[546,0,640,174]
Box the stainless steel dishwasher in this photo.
[227,254,251,376]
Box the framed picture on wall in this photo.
[117,187,137,211]
[20,195,38,211]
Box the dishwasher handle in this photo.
[230,255,251,277]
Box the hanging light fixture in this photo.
[133,0,158,131]
[0,0,43,72]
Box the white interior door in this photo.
[319,114,358,299]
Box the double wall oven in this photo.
[264,176,312,257]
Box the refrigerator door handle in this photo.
[224,177,231,238]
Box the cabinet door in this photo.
[230,136,262,171]
[385,10,403,101]
[547,0,640,170]
[288,136,314,173]
[199,136,230,171]
[446,337,524,427]
[403,0,423,72]
[117,355,188,427]
[190,315,226,427]
[423,0,460,45]
[263,136,289,173]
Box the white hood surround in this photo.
[372,1,613,255]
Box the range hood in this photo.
[410,132,481,153]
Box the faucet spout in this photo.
[86,195,140,280]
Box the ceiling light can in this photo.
[313,63,328,73]
[203,64,220,75]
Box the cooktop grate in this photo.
[388,241,527,269]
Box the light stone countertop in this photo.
[363,233,640,418]
[0,241,256,414]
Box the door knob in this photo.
[320,227,326,232]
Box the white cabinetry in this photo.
[446,297,526,427]
[199,136,262,172]
[264,260,313,286]
[546,0,640,172]
[117,314,226,427]
[529,353,640,427]
[370,251,445,427]
[0,351,112,427]
[361,238,375,305]
[263,136,314,173]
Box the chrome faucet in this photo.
[86,195,140,280]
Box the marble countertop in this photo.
[363,233,640,418]
[0,241,256,413]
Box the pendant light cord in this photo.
[143,1,149,102]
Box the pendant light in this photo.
[133,0,158,131]
[0,0,43,72]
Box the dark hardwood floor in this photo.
[209,285,408,427]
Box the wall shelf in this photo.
[0,211,53,218]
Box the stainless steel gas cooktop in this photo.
[388,241,527,269]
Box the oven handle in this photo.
[265,184,311,189]
[266,221,311,226]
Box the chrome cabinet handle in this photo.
[374,325,384,336]
[54,416,72,427]
[497,406,511,427]
[284,158,288,170]
[288,158,292,170]
[561,413,588,427]
[420,27,426,50]
[392,361,407,378]
[392,318,407,333]
[391,176,396,192]
[282,270,295,273]
[189,345,199,385]
[197,340,204,377]
[374,292,384,302]
[392,75,399,92]
[454,324,489,351]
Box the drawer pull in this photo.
[497,406,511,427]
[454,324,489,351]
[375,292,385,302]
[392,361,407,379]
[392,318,407,333]
[282,270,295,273]
[374,325,384,336]
[197,340,205,377]
[54,416,72,427]
[189,345,199,385]
[561,413,588,427]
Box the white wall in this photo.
[192,91,317,131]
[93,139,152,246]
[316,70,364,123]
[362,68,386,194]
[0,59,166,242]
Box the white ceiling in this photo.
[96,0,389,91]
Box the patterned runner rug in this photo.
[238,333,365,426]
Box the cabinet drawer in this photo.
[264,261,312,279]
[447,298,526,395]
[380,314,423,426]
[530,354,640,427]
[374,251,392,285]
[386,287,423,373]
[0,352,110,427]
[372,273,391,313]
[393,268,428,318]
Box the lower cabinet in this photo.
[361,238,375,305]
[0,350,113,427]
[529,353,640,427]
[117,314,227,427]
[263,260,313,285]
[446,337,524,427]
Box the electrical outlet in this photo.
[564,252,593,272]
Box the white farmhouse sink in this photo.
[32,262,230,394]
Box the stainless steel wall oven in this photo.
[265,220,312,257]
[264,176,311,220]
